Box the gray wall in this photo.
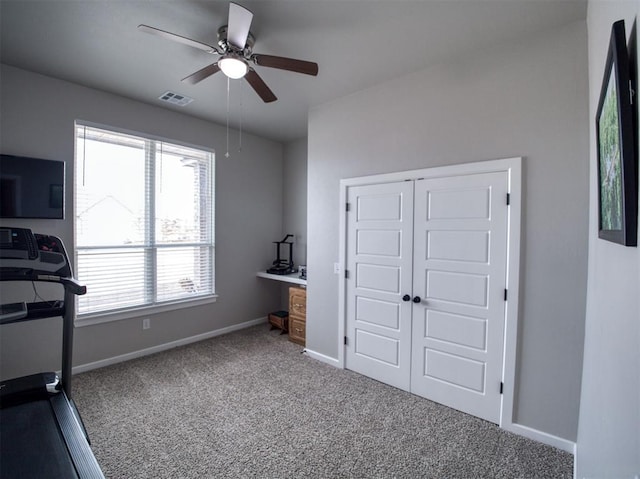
[283,138,308,269]
[576,2,639,477]
[307,21,589,442]
[0,64,284,379]
[275,138,309,310]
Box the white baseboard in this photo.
[72,317,268,375]
[505,422,575,454]
[303,348,341,367]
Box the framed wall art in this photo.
[596,20,637,246]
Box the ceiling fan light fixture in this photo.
[218,55,248,79]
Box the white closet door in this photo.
[345,181,414,391]
[410,171,509,423]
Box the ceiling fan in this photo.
[139,2,319,103]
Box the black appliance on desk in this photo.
[266,234,295,275]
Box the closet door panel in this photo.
[345,181,414,391]
[411,172,509,424]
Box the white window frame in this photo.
[74,122,216,326]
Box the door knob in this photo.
[412,296,421,303]
[402,294,411,302]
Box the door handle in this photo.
[412,296,421,303]
[402,294,411,302]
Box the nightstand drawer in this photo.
[289,286,306,318]
[289,317,306,346]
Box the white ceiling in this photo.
[0,0,586,143]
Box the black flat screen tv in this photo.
[0,154,65,219]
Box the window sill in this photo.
[75,295,218,327]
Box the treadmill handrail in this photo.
[60,277,87,296]
[0,271,86,292]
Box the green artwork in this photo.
[599,73,623,231]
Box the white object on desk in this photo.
[256,271,307,286]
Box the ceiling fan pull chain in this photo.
[225,76,230,158]
[238,80,243,153]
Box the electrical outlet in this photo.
[333,262,341,274]
[142,318,151,330]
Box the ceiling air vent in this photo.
[158,91,193,107]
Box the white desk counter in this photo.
[256,271,307,286]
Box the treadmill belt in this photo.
[0,399,79,478]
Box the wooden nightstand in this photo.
[288,286,306,346]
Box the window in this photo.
[75,124,215,317]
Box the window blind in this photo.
[75,124,215,316]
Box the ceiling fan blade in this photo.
[181,63,221,85]
[227,3,253,49]
[251,54,318,76]
[138,24,219,54]
[245,69,277,103]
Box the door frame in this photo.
[337,157,522,430]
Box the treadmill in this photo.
[0,226,105,479]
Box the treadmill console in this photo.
[0,227,71,278]
[0,227,39,260]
